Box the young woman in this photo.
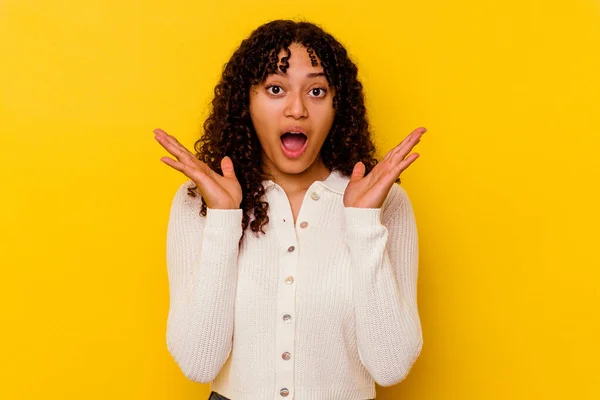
[154,19,426,400]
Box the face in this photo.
[249,42,335,178]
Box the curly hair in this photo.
[187,19,395,238]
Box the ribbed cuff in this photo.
[343,207,382,227]
[205,207,243,229]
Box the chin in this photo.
[275,162,310,175]
[272,154,316,175]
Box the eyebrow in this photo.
[272,70,326,78]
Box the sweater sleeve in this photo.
[165,181,243,383]
[343,183,423,387]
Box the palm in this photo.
[344,171,395,209]
[344,127,426,209]
[198,167,243,209]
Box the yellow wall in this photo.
[1,0,598,398]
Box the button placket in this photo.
[274,188,298,398]
[273,184,324,398]
[297,187,322,232]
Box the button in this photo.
[310,192,320,200]
[282,352,291,360]
[280,388,289,397]
[285,276,294,284]
[299,221,308,229]
[283,314,292,323]
[287,246,295,252]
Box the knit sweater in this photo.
[165,169,423,400]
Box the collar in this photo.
[261,169,350,195]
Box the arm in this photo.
[344,183,423,386]
[165,181,243,383]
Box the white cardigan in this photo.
[165,169,423,400]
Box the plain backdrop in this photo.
[1,0,599,398]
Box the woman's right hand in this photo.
[154,128,242,210]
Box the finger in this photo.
[155,134,214,178]
[155,132,195,162]
[384,127,426,163]
[154,129,217,178]
[383,134,412,162]
[220,156,237,180]
[349,161,366,184]
[159,156,187,172]
[390,134,422,166]
[154,129,190,153]
[377,138,420,181]
[392,128,425,156]
[154,129,196,159]
[160,156,211,185]
[391,152,420,176]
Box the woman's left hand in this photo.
[343,127,426,209]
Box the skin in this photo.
[249,42,335,197]
[154,124,426,212]
[345,126,426,209]
[153,43,427,213]
[153,130,242,210]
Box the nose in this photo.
[284,91,308,119]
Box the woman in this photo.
[155,19,426,400]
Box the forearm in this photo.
[166,208,243,382]
[344,207,423,387]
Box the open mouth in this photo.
[280,131,307,151]
[280,131,308,158]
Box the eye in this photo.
[266,85,284,95]
[309,87,327,98]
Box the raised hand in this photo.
[344,127,426,209]
[154,128,242,210]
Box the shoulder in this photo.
[381,183,413,224]
[383,183,409,208]
[169,179,203,215]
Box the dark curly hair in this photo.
[188,19,395,238]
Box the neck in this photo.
[264,158,331,196]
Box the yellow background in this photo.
[1,0,598,398]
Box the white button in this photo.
[282,352,291,360]
[283,314,292,323]
[287,246,295,252]
[280,388,289,397]
[299,221,308,228]
[310,192,320,200]
[285,276,294,284]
